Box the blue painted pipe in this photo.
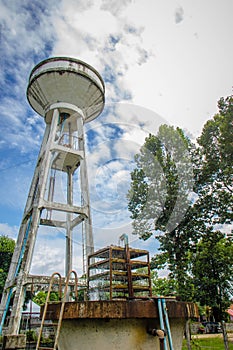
[15,216,32,276]
[0,216,32,335]
[158,298,167,350]
[0,289,13,335]
[162,298,174,350]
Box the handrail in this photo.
[58,133,80,151]
[36,270,79,350]
[36,272,62,350]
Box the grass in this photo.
[182,335,233,350]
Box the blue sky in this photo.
[0,0,232,276]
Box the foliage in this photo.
[0,235,15,299]
[127,125,199,299]
[32,291,60,306]
[0,235,31,310]
[127,95,233,310]
[128,125,194,238]
[196,96,233,226]
[26,330,37,342]
[150,270,177,296]
[191,230,233,320]
[77,288,85,301]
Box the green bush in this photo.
[26,329,37,342]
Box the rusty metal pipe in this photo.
[147,328,166,350]
[118,233,128,246]
[147,328,165,339]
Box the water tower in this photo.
[0,57,105,336]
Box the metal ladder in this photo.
[36,270,78,350]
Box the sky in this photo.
[0,0,232,277]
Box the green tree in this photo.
[191,230,233,321]
[0,235,15,300]
[196,95,233,226]
[33,291,60,306]
[128,97,233,304]
[128,125,195,238]
[127,125,199,300]
[150,270,177,297]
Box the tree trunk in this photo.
[221,320,229,350]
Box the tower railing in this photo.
[57,133,80,150]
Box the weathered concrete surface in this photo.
[42,299,198,350]
[2,334,26,350]
[58,317,185,350]
[45,299,198,320]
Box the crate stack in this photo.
[88,245,152,300]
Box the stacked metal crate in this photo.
[88,245,152,300]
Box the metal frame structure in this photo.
[88,245,152,300]
[0,57,105,339]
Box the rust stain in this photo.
[43,299,198,321]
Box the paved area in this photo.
[192,333,233,343]
[193,334,223,339]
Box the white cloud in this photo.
[83,103,171,237]
[0,223,18,240]
[175,6,184,24]
[31,238,66,275]
[0,1,56,60]
[100,0,132,17]
[0,0,232,277]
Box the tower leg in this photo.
[0,106,95,335]
[0,111,59,335]
[77,115,94,272]
[66,166,73,276]
[8,208,41,334]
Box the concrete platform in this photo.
[43,299,198,350]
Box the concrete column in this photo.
[7,109,60,334]
[77,115,94,272]
[66,166,73,276]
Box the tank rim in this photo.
[26,56,105,121]
[28,56,105,92]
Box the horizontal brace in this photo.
[40,218,66,228]
[40,200,88,217]
[50,143,84,158]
